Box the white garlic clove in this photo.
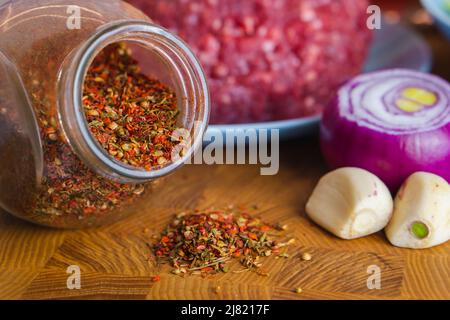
[385,172,450,249]
[306,167,393,239]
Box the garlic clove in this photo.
[306,167,393,239]
[385,172,450,249]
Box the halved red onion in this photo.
[320,69,450,191]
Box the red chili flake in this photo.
[151,275,161,282]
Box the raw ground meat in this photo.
[127,0,372,124]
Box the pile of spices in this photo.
[83,43,179,170]
[26,42,179,227]
[154,208,293,276]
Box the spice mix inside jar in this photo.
[0,0,209,228]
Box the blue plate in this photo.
[205,21,432,143]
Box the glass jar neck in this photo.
[58,20,209,183]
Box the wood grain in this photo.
[0,138,449,300]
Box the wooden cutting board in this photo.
[0,139,448,300]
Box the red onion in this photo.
[320,69,450,191]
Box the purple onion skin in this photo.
[320,97,450,192]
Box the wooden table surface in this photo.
[1,2,450,300]
[1,137,449,300]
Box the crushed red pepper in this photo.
[35,121,146,223]
[154,208,293,276]
[83,43,179,170]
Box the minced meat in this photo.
[128,0,372,124]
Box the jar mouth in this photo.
[61,21,209,183]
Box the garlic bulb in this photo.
[306,167,394,239]
[386,172,450,249]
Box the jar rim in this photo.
[60,20,209,183]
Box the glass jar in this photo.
[0,0,209,228]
